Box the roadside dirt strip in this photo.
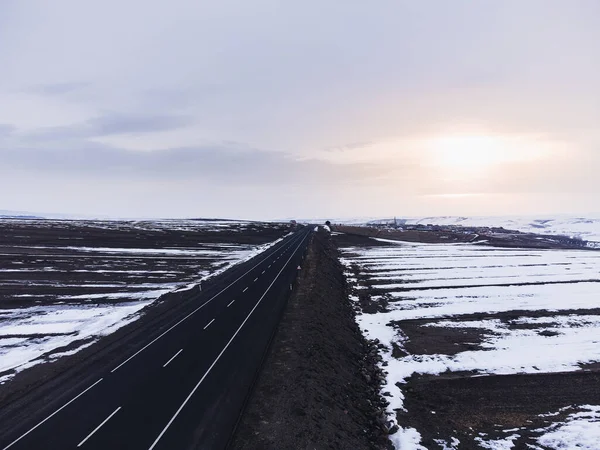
[230,230,392,450]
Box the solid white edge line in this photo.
[147,232,309,450]
[203,318,215,330]
[77,407,121,447]
[110,233,301,373]
[163,349,183,368]
[227,300,235,308]
[2,378,104,450]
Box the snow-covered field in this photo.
[340,238,600,449]
[364,215,600,243]
[0,219,288,383]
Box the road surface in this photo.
[0,227,312,450]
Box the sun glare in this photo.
[426,134,548,175]
[429,135,509,171]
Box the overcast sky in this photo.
[1,0,599,219]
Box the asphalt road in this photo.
[0,227,312,450]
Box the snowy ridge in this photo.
[359,215,600,243]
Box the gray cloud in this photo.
[26,82,90,96]
[88,113,194,135]
[0,124,15,136]
[324,141,374,152]
[24,112,194,141]
[137,87,202,110]
[0,143,385,187]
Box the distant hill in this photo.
[0,209,107,220]
[359,215,600,243]
[0,210,45,219]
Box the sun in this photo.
[429,135,508,172]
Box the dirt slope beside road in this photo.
[230,231,391,450]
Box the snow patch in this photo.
[475,434,519,449]
[536,406,600,449]
[390,427,427,450]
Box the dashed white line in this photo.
[147,232,309,450]
[227,299,235,308]
[77,407,121,447]
[253,277,258,282]
[242,287,248,293]
[163,349,183,368]
[203,318,215,330]
[261,270,265,274]
[2,378,104,450]
[110,233,299,373]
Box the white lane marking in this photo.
[242,287,248,293]
[109,234,300,373]
[262,270,265,274]
[253,278,258,282]
[77,407,121,447]
[203,318,215,330]
[163,349,183,368]
[2,378,104,450]
[147,232,309,450]
[290,284,292,290]
[268,264,272,268]
[227,299,235,308]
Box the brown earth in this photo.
[395,308,600,357]
[0,219,290,309]
[229,231,393,450]
[334,225,592,250]
[402,371,600,448]
[396,308,600,446]
[334,226,477,245]
[0,218,287,248]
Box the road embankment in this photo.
[230,230,392,450]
